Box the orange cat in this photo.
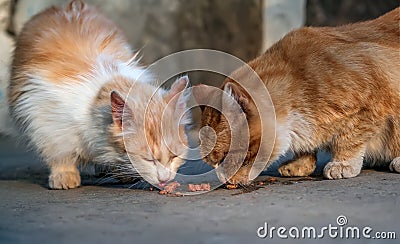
[8,1,190,189]
[197,8,400,184]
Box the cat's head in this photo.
[195,81,261,185]
[106,76,191,187]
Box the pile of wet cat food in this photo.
[158,182,181,195]
[225,184,239,189]
[158,182,212,196]
[188,183,211,192]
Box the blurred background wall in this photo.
[0,0,398,135]
[306,0,399,26]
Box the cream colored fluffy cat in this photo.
[197,8,400,184]
[8,0,190,189]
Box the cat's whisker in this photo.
[177,164,191,170]
[128,179,145,189]
[121,131,136,136]
[96,175,116,185]
[238,183,250,191]
[94,166,138,185]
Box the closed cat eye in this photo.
[143,158,156,165]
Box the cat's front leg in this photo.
[48,157,81,189]
[389,157,400,173]
[323,142,365,179]
[278,153,316,177]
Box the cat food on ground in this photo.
[188,183,211,192]
[226,184,239,189]
[158,182,180,195]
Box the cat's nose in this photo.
[157,167,171,184]
[158,181,167,188]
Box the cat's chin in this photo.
[138,173,176,188]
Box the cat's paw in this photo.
[279,163,315,177]
[323,161,361,179]
[224,165,252,185]
[389,157,400,173]
[49,170,81,190]
[278,157,316,177]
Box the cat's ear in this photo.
[164,76,190,104]
[192,84,219,112]
[66,0,85,12]
[164,76,191,110]
[110,91,130,130]
[222,82,250,114]
[164,76,191,125]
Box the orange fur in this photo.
[198,7,400,184]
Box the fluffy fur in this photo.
[8,0,190,189]
[197,8,400,184]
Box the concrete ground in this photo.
[0,135,399,244]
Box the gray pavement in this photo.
[0,135,399,244]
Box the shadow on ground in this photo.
[0,135,399,244]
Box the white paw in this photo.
[389,157,400,173]
[323,161,361,179]
[49,170,81,190]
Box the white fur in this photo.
[274,120,292,156]
[9,1,192,189]
[274,111,314,157]
[13,57,150,164]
